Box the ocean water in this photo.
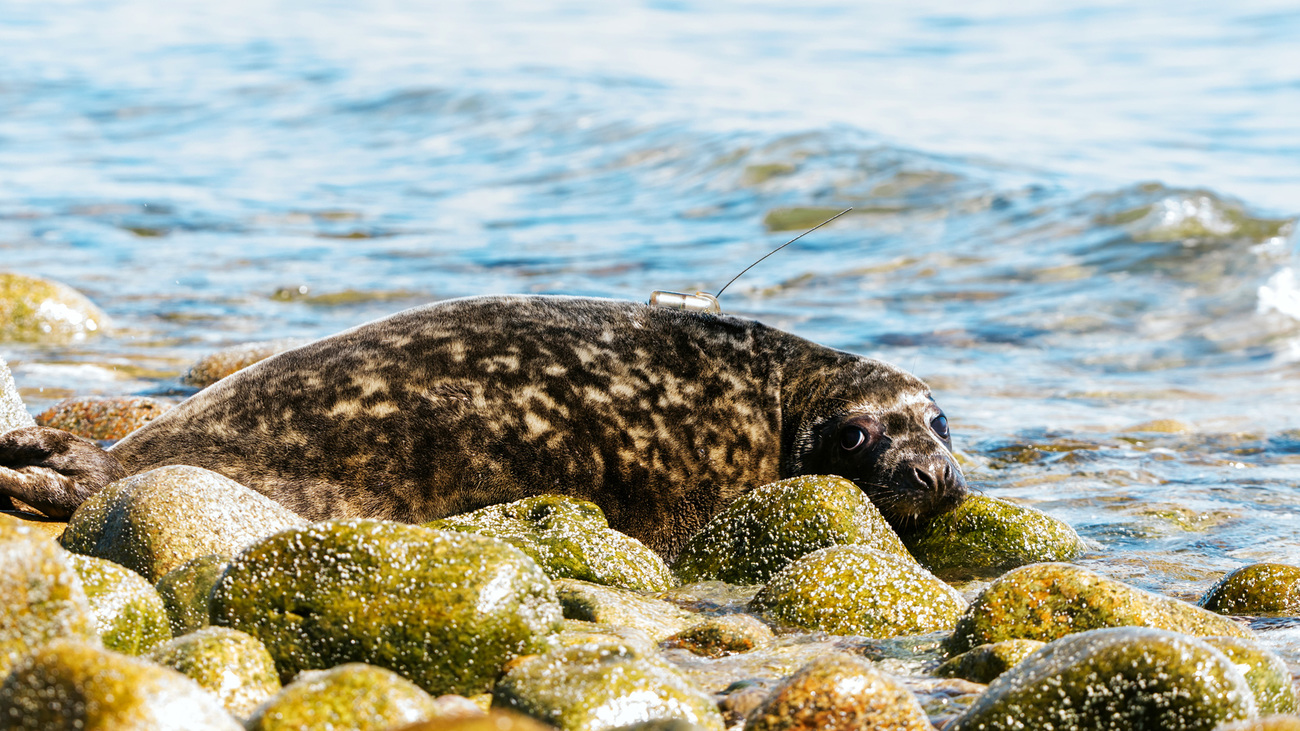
[3,0,1300,676]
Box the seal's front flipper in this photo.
[0,427,125,518]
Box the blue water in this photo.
[4,0,1300,669]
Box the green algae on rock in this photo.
[946,562,1252,655]
[0,271,109,343]
[0,514,98,677]
[0,355,35,433]
[154,554,231,636]
[672,475,910,586]
[0,638,240,730]
[61,465,307,582]
[1200,563,1300,616]
[493,642,726,731]
[661,614,774,658]
[35,396,173,441]
[180,338,310,388]
[1201,636,1299,716]
[750,544,966,638]
[745,652,934,731]
[68,553,171,655]
[554,578,699,642]
[428,495,674,592]
[211,519,563,696]
[900,494,1085,580]
[934,639,1045,684]
[549,620,659,656]
[947,627,1256,731]
[1,509,67,542]
[246,663,438,731]
[147,626,281,719]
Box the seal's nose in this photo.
[904,456,968,507]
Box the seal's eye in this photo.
[841,426,866,451]
[931,413,950,440]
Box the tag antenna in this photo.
[714,207,853,298]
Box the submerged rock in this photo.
[0,271,108,343]
[901,494,1085,579]
[246,663,439,731]
[0,638,240,730]
[750,545,966,638]
[946,562,1251,654]
[147,626,281,719]
[661,614,774,658]
[68,553,171,655]
[61,465,307,582]
[429,495,674,592]
[1200,563,1300,616]
[935,639,1045,684]
[35,396,173,441]
[947,627,1256,731]
[554,578,698,642]
[493,642,726,731]
[1201,636,1299,716]
[180,338,309,388]
[154,554,230,636]
[211,519,563,696]
[672,475,910,586]
[0,355,35,434]
[744,653,933,731]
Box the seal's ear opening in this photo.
[0,426,125,518]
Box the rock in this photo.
[934,639,1045,684]
[0,510,66,541]
[0,514,97,677]
[744,652,934,731]
[946,563,1252,654]
[549,621,659,656]
[900,494,1085,579]
[749,545,966,638]
[67,553,171,655]
[554,578,698,642]
[147,626,281,719]
[947,627,1257,731]
[211,519,563,696]
[428,495,674,592]
[392,711,557,731]
[0,355,34,433]
[0,638,240,730]
[154,554,230,636]
[245,663,438,731]
[0,271,108,343]
[1201,636,1299,715]
[61,465,307,582]
[35,396,173,441]
[1217,717,1300,731]
[672,475,910,586]
[1200,563,1300,616]
[493,642,726,731]
[180,338,309,388]
[661,614,774,658]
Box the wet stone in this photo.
[1201,636,1299,716]
[246,663,439,731]
[392,710,558,731]
[554,578,699,642]
[549,620,659,656]
[946,562,1252,655]
[750,545,967,638]
[147,626,281,720]
[154,553,231,636]
[428,494,675,592]
[0,355,35,434]
[900,494,1085,580]
[0,638,240,730]
[61,464,307,582]
[660,614,774,658]
[68,553,171,655]
[211,519,563,696]
[745,652,934,731]
[1200,563,1300,616]
[35,396,173,441]
[180,338,309,388]
[0,509,67,541]
[947,627,1257,731]
[493,641,726,731]
[935,639,1045,684]
[0,271,109,343]
[672,475,910,586]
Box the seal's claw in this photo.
[0,426,125,518]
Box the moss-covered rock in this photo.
[0,514,97,677]
[35,396,173,441]
[428,495,674,592]
[0,509,67,541]
[61,465,307,582]
[154,553,230,636]
[180,338,309,388]
[147,626,281,719]
[934,639,1045,684]
[750,545,966,637]
[744,652,933,731]
[246,663,438,731]
[0,272,109,343]
[211,519,563,696]
[493,642,725,731]
[1200,563,1300,616]
[0,638,240,729]
[549,620,659,656]
[554,578,698,642]
[947,627,1256,731]
[0,355,35,434]
[901,494,1085,579]
[672,475,910,585]
[1202,636,1298,716]
[68,553,171,655]
[661,614,774,658]
[393,710,558,731]
[946,563,1252,654]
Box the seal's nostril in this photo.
[911,466,938,491]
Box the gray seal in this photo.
[0,295,966,556]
